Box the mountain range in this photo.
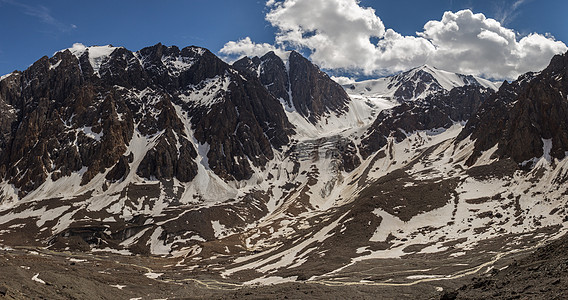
[0,43,567,299]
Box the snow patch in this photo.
[178,74,231,107]
[110,284,126,290]
[211,220,228,238]
[36,205,71,227]
[144,272,163,279]
[161,54,198,76]
[197,142,210,170]
[86,45,118,75]
[32,273,46,285]
[91,248,132,255]
[244,276,298,286]
[542,138,553,163]
[406,274,445,280]
[521,138,554,168]
[79,126,103,142]
[147,227,171,255]
[49,60,62,70]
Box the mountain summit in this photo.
[346,64,498,102]
[234,50,350,123]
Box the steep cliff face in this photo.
[0,72,21,181]
[234,51,291,106]
[459,51,568,166]
[0,49,137,194]
[185,70,293,181]
[234,50,350,123]
[287,51,350,122]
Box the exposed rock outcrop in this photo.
[360,85,494,159]
[459,51,568,166]
[234,50,350,123]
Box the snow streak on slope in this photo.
[177,74,232,108]
[285,92,395,139]
[420,65,497,91]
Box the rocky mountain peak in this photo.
[232,56,261,78]
[260,50,282,63]
[135,43,227,91]
[460,51,568,167]
[346,64,497,103]
[233,50,350,123]
[234,51,291,108]
[287,51,350,122]
[545,50,568,76]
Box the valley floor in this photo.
[0,232,556,300]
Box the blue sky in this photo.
[0,0,567,80]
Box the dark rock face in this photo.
[234,52,291,106]
[232,56,260,77]
[0,50,136,194]
[137,128,198,182]
[258,52,291,105]
[0,73,21,179]
[187,74,293,181]
[459,51,568,166]
[360,85,493,159]
[105,153,133,182]
[0,43,295,195]
[392,69,445,101]
[338,140,361,173]
[288,51,350,122]
[135,44,294,181]
[234,51,350,123]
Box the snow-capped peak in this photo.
[414,64,498,91]
[58,43,120,76]
[0,72,14,82]
[416,64,437,72]
[344,64,498,102]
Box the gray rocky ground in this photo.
[0,233,559,300]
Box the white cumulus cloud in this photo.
[420,9,567,79]
[219,37,287,63]
[330,76,356,85]
[220,0,567,80]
